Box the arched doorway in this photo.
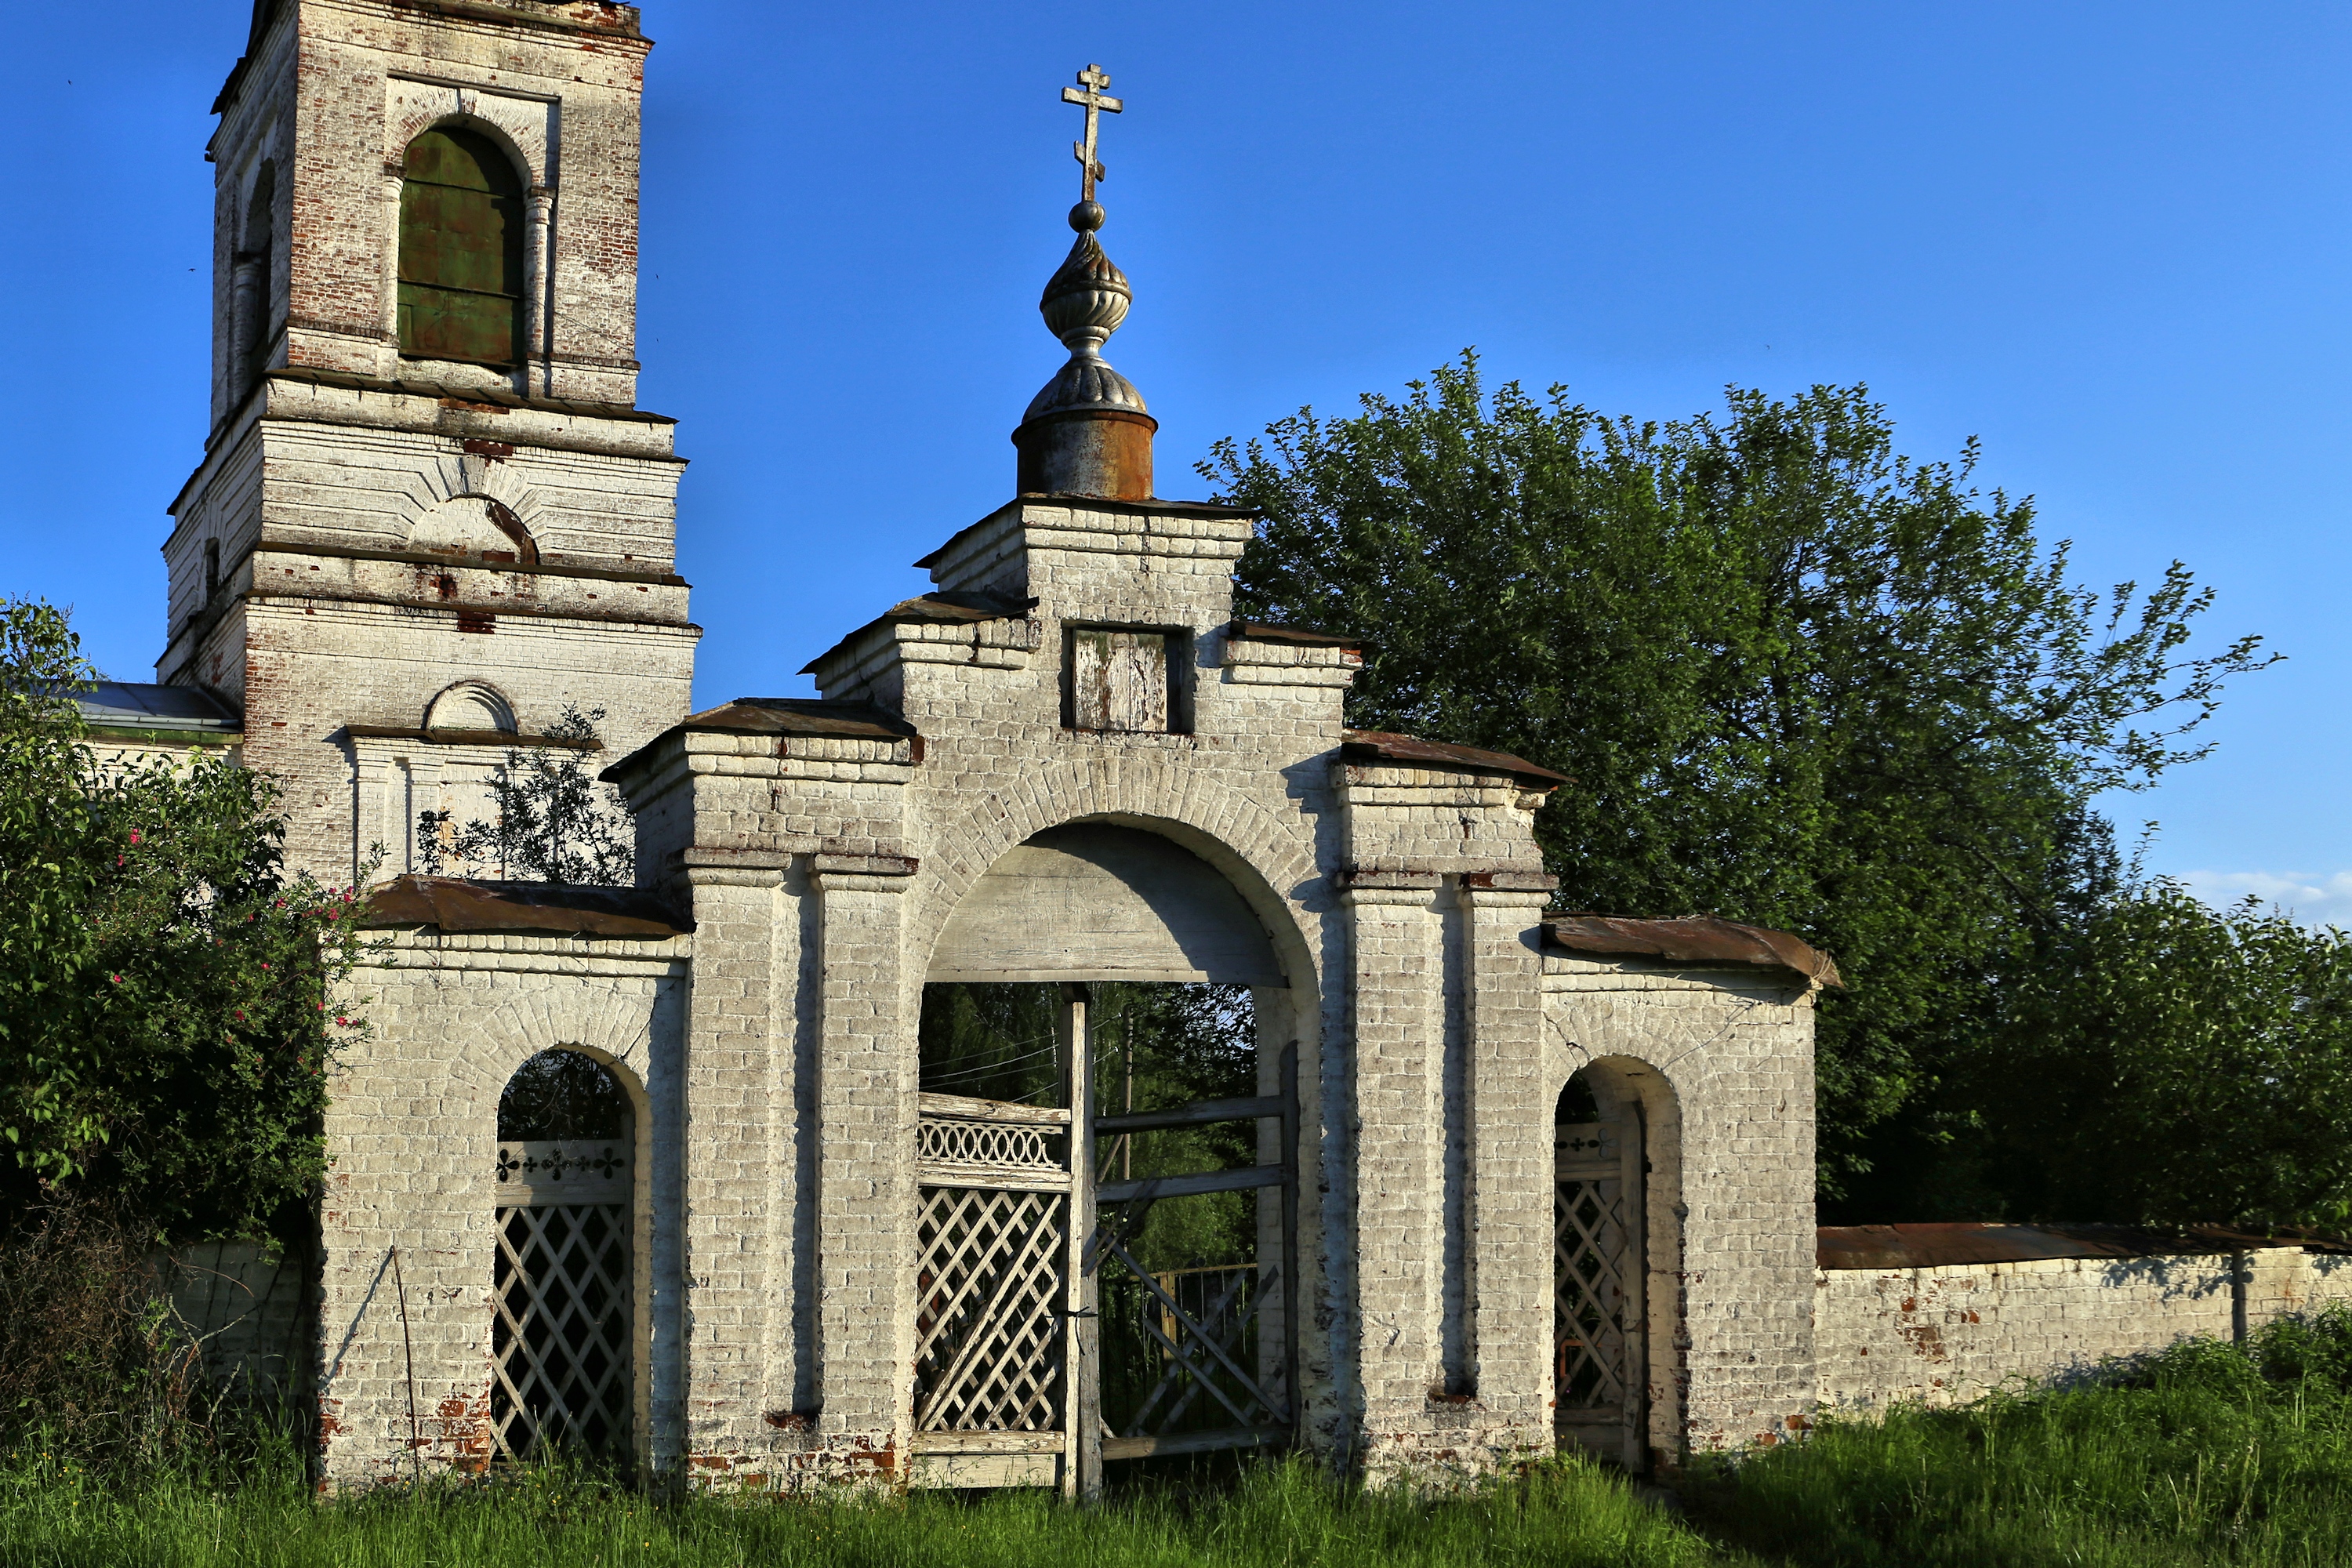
[490,1048,634,1464]
[909,822,1297,1495]
[1555,1064,1647,1467]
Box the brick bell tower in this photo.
[158,0,697,884]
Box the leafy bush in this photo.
[0,600,372,1242]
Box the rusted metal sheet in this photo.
[671,697,917,742]
[1545,914,1842,987]
[1013,407,1156,502]
[1339,730,1569,789]
[1818,1221,2352,1270]
[362,874,688,938]
[1226,619,1362,649]
[797,594,1033,677]
[599,699,922,786]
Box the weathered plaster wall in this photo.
[1817,1249,2352,1410]
[317,929,688,1486]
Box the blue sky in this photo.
[5,2,2347,918]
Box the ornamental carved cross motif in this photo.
[1062,62,1123,203]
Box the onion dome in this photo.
[1013,201,1156,499]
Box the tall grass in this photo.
[0,1450,1723,1568]
[1691,1304,2352,1567]
[11,1309,2352,1566]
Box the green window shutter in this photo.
[397,128,525,368]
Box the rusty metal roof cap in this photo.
[1228,619,1363,649]
[361,875,688,938]
[798,594,1033,676]
[1544,913,1844,987]
[1817,1221,2352,1270]
[1339,730,1568,789]
[673,697,916,741]
[598,698,919,784]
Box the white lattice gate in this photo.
[910,1091,1080,1489]
[491,1138,633,1464]
[1554,1112,1646,1467]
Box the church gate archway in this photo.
[909,822,1300,1495]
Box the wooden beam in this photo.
[1097,1165,1284,1206]
[1093,1095,1283,1134]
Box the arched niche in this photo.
[425,679,516,734]
[927,822,1284,986]
[408,493,537,564]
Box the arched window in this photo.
[491,1048,633,1463]
[234,162,275,390]
[397,127,524,368]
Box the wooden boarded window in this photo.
[1068,629,1171,734]
[398,128,525,367]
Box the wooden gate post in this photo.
[1060,983,1102,1501]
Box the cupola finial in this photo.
[1013,63,1157,501]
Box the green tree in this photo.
[0,600,370,1241]
[1967,882,2352,1230]
[1205,358,2271,1211]
[419,703,634,885]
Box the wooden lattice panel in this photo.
[1555,1122,1632,1415]
[491,1135,631,1462]
[913,1184,1070,1432]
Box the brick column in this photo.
[1338,873,1449,1450]
[674,862,789,1469]
[1461,880,1555,1447]
[808,856,920,1472]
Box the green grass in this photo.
[0,1451,1718,1568]
[1691,1305,2352,1567]
[11,1308,2352,1567]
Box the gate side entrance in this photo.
[1554,1069,1646,1468]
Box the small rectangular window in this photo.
[1066,627,1174,734]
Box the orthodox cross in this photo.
[1062,63,1122,203]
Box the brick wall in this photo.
[1818,1249,2352,1410]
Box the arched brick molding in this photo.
[909,756,1328,996]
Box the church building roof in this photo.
[74,682,241,739]
[362,874,688,938]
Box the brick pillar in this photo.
[1339,874,1449,1450]
[1461,881,1555,1447]
[675,864,789,1469]
[808,857,920,1472]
